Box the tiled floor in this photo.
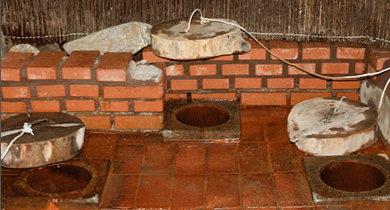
[2,106,390,210]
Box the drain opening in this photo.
[176,105,230,128]
[27,165,92,193]
[320,161,386,192]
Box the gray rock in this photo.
[128,60,162,83]
[8,44,40,55]
[63,22,151,55]
[1,30,6,57]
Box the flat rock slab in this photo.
[287,97,378,156]
[1,113,85,168]
[151,17,250,60]
[63,22,151,55]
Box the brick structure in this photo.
[2,40,390,131]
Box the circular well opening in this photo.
[175,105,230,128]
[320,160,386,192]
[27,164,92,194]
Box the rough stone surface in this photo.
[63,22,151,55]
[151,17,250,60]
[8,44,40,55]
[128,60,162,83]
[38,43,62,51]
[287,97,378,156]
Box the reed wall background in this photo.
[1,0,389,49]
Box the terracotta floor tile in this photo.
[269,142,303,172]
[281,207,314,210]
[265,119,290,142]
[174,144,206,174]
[171,175,206,209]
[81,134,117,159]
[207,144,239,174]
[274,171,313,207]
[111,145,144,174]
[136,175,172,209]
[350,203,390,210]
[354,140,390,156]
[99,174,139,209]
[142,143,175,175]
[240,116,266,142]
[315,205,352,210]
[206,174,240,208]
[116,132,163,145]
[239,143,273,173]
[241,174,277,207]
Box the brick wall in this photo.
[2,40,390,131]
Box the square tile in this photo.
[207,144,239,174]
[239,143,273,173]
[174,144,206,174]
[136,175,172,208]
[99,175,139,209]
[269,142,303,172]
[240,116,266,142]
[142,143,175,175]
[206,174,240,208]
[111,145,144,174]
[82,134,117,159]
[274,171,313,207]
[241,174,277,207]
[171,175,206,208]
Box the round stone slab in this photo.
[287,97,378,156]
[1,113,85,168]
[151,17,251,60]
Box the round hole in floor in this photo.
[176,105,230,128]
[27,164,92,194]
[320,160,386,192]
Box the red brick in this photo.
[209,55,234,61]
[331,81,361,89]
[166,65,184,76]
[321,63,350,74]
[1,52,34,81]
[134,100,164,112]
[1,86,31,99]
[290,92,332,105]
[189,64,217,76]
[235,78,262,89]
[355,62,366,74]
[31,100,61,112]
[77,115,111,129]
[1,101,27,113]
[192,92,237,101]
[62,51,99,79]
[100,101,129,112]
[267,78,295,89]
[301,42,331,60]
[36,85,66,98]
[171,79,198,91]
[203,78,230,89]
[65,100,96,111]
[336,44,366,60]
[222,64,249,75]
[270,41,298,60]
[238,40,267,60]
[96,52,132,82]
[255,64,283,75]
[114,114,163,130]
[368,46,390,70]
[69,85,99,97]
[103,85,164,99]
[142,46,170,63]
[165,92,188,101]
[288,63,316,75]
[27,51,67,80]
[299,78,327,89]
[241,92,287,106]
[336,92,359,101]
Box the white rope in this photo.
[4,33,89,39]
[1,123,34,161]
[185,9,207,33]
[378,76,390,113]
[334,96,346,112]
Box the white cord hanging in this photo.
[1,123,34,161]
